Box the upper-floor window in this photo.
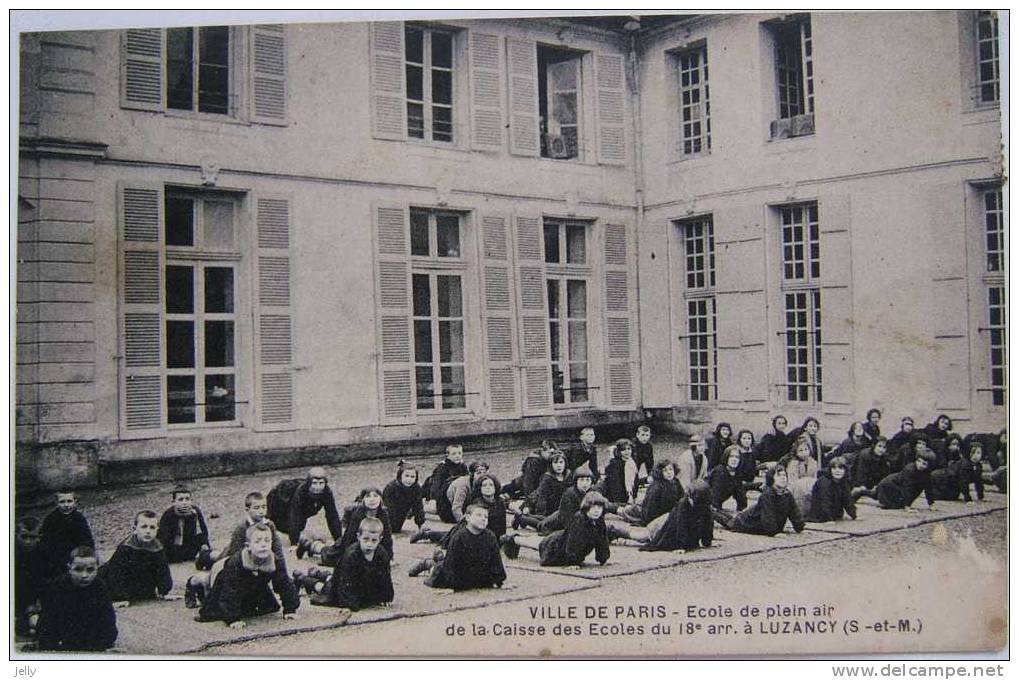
[984,186,1004,272]
[677,45,710,157]
[768,16,814,139]
[976,10,1000,104]
[167,26,230,115]
[405,25,454,143]
[539,45,583,160]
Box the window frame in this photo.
[983,185,1005,273]
[975,10,1000,105]
[766,14,815,140]
[775,201,822,404]
[676,43,711,158]
[987,285,1007,407]
[404,23,457,145]
[162,190,243,430]
[408,208,470,415]
[677,215,718,403]
[537,44,586,162]
[779,202,821,286]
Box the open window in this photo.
[538,45,583,160]
[767,15,814,140]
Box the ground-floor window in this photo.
[547,277,589,404]
[784,289,822,403]
[687,297,717,401]
[988,285,1007,406]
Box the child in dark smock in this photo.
[713,467,805,536]
[501,491,611,567]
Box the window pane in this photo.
[406,64,423,101]
[166,265,194,314]
[432,106,453,142]
[441,365,465,409]
[437,275,462,317]
[405,26,423,63]
[204,321,234,367]
[412,274,431,316]
[552,364,565,404]
[568,321,587,361]
[166,196,195,246]
[431,31,453,68]
[407,102,425,139]
[552,92,577,125]
[167,27,194,111]
[567,279,586,317]
[546,279,560,318]
[566,225,586,264]
[549,59,577,89]
[544,224,560,263]
[168,375,196,424]
[439,320,464,363]
[569,362,588,401]
[204,267,234,313]
[436,214,460,257]
[432,69,452,105]
[414,320,433,362]
[410,210,430,256]
[166,321,195,368]
[205,374,235,422]
[549,321,561,361]
[415,365,434,409]
[203,200,234,250]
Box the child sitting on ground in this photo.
[511,463,597,534]
[14,516,44,637]
[299,517,394,612]
[40,490,95,581]
[707,446,749,511]
[423,444,469,502]
[601,439,641,506]
[931,442,986,503]
[156,484,211,564]
[755,415,791,464]
[36,546,118,652]
[442,461,490,524]
[733,429,761,491]
[411,473,507,547]
[779,437,820,515]
[851,437,891,500]
[99,511,174,606]
[501,491,611,568]
[501,440,557,501]
[196,524,300,628]
[266,467,343,547]
[382,461,426,534]
[618,459,682,526]
[713,467,805,537]
[639,480,714,553]
[861,447,938,512]
[706,422,735,470]
[805,457,857,523]
[510,452,571,528]
[310,487,393,566]
[421,504,507,592]
[565,427,600,480]
[677,434,710,493]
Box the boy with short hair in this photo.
[100,510,174,606]
[566,427,600,480]
[156,484,211,564]
[633,425,655,479]
[39,490,95,581]
[36,546,118,652]
[424,504,507,592]
[14,516,44,637]
[266,467,343,547]
[424,444,469,502]
[303,517,394,611]
[196,523,300,628]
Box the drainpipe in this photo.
[625,23,649,420]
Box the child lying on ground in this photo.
[36,546,117,652]
[501,491,611,568]
[99,510,174,606]
[510,463,597,534]
[859,447,938,512]
[712,467,805,537]
[930,442,986,503]
[639,480,714,553]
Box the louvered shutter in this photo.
[118,183,164,438]
[595,53,626,165]
[370,22,407,141]
[513,214,553,414]
[250,25,287,126]
[478,213,520,419]
[506,38,539,157]
[254,196,296,429]
[121,29,164,112]
[603,223,636,409]
[818,195,854,415]
[373,204,414,425]
[469,32,504,152]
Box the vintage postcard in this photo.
[11,9,1008,659]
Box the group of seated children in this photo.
[16,413,1004,652]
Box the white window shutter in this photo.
[370,22,407,141]
[121,29,164,112]
[595,53,626,165]
[469,32,504,152]
[478,213,521,419]
[506,38,539,157]
[118,182,165,438]
[254,196,296,429]
[373,204,415,425]
[513,214,553,415]
[603,223,636,410]
[818,195,854,412]
[250,25,287,126]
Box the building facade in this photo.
[16,12,1005,489]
